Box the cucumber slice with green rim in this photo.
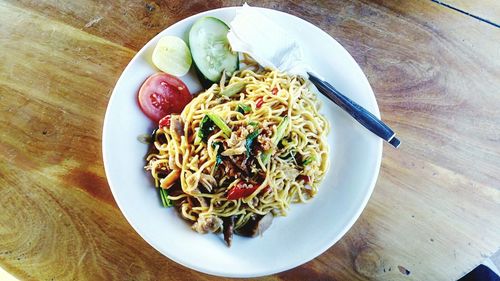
[189,17,238,86]
[152,36,192,77]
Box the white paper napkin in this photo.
[227,3,310,78]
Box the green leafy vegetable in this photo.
[159,188,172,207]
[212,141,223,149]
[302,156,315,166]
[213,141,223,168]
[245,129,260,157]
[273,116,289,144]
[260,150,271,165]
[221,81,246,97]
[237,103,251,114]
[216,153,223,167]
[198,115,215,142]
[206,113,231,137]
[248,121,259,127]
[261,117,290,165]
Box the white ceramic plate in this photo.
[103,6,382,278]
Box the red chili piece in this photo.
[256,98,264,108]
[297,175,311,183]
[227,181,259,200]
[158,115,171,128]
[271,87,278,95]
[260,186,271,194]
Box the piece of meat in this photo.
[235,213,273,237]
[294,152,304,166]
[222,216,236,247]
[228,155,250,177]
[192,215,223,234]
[256,134,272,152]
[282,166,299,180]
[170,114,184,141]
[224,162,237,177]
[226,128,246,148]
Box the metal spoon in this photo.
[308,72,401,148]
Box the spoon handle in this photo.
[308,72,401,148]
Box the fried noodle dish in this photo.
[145,69,329,246]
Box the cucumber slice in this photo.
[189,17,238,84]
[152,36,192,77]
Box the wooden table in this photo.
[1,0,499,280]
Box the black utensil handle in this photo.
[308,73,400,148]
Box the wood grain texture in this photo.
[1,0,499,280]
[437,0,500,24]
[0,266,18,281]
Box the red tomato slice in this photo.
[138,73,192,122]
